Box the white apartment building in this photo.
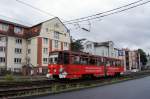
[83,41,119,58]
[0,17,71,74]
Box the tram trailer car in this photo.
[46,51,124,79]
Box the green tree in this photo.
[70,38,86,52]
[138,49,147,65]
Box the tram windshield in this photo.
[49,52,59,64]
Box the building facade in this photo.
[119,49,141,72]
[83,41,119,58]
[0,17,71,74]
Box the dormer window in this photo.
[0,23,8,32]
[14,27,23,34]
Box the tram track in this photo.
[1,70,150,99]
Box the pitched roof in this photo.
[0,19,29,28]
[0,17,69,30]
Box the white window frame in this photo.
[15,48,22,54]
[14,58,22,64]
[16,38,22,44]
[27,39,31,44]
[64,42,68,47]
[54,31,59,39]
[43,48,48,54]
[54,40,59,48]
[43,58,48,64]
[0,57,5,63]
[14,27,23,34]
[0,23,9,32]
[0,47,5,52]
[43,38,48,44]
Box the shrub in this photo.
[4,74,15,81]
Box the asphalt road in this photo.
[34,76,150,99]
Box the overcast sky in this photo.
[0,0,150,53]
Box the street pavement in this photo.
[33,76,150,99]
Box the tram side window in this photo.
[54,57,58,64]
[121,61,124,66]
[97,61,100,66]
[106,61,110,66]
[49,58,53,64]
[89,58,97,65]
[73,56,80,64]
[64,53,69,64]
[116,61,119,66]
[49,57,58,64]
[80,57,88,65]
[117,61,121,66]
[110,61,114,66]
[97,60,101,66]
[58,53,63,64]
[100,58,105,65]
[113,61,116,66]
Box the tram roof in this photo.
[49,50,122,61]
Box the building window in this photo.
[27,39,31,44]
[54,40,59,48]
[64,42,68,47]
[46,28,48,32]
[102,50,104,56]
[28,49,31,54]
[27,57,30,64]
[54,31,59,39]
[43,38,48,44]
[0,37,5,42]
[15,48,22,54]
[64,33,67,37]
[14,58,22,64]
[0,23,9,32]
[14,27,23,34]
[16,38,22,44]
[43,48,48,54]
[0,47,5,52]
[106,52,108,56]
[0,57,5,63]
[43,58,48,64]
[86,44,92,49]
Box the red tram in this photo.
[47,51,124,79]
